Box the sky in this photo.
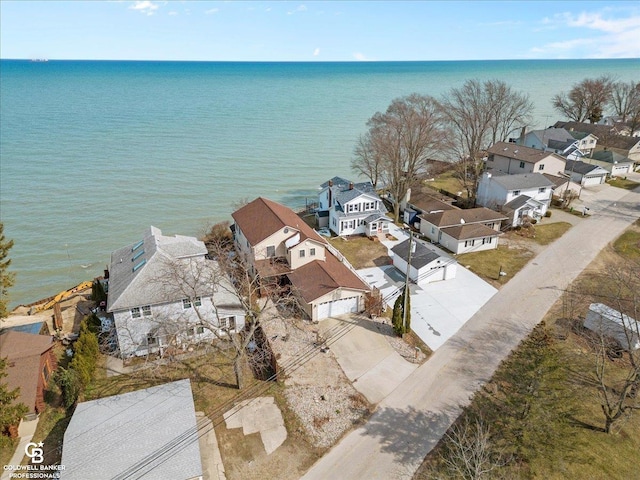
[1,1,639,61]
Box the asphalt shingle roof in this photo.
[420,207,506,227]
[488,141,566,164]
[485,172,554,191]
[61,379,203,480]
[441,223,502,241]
[565,160,609,176]
[391,239,442,269]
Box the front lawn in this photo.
[530,221,572,245]
[423,170,466,197]
[607,177,640,190]
[327,236,390,269]
[457,244,534,287]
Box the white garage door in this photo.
[419,266,445,284]
[317,296,359,320]
[583,174,605,186]
[612,165,629,176]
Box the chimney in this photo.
[328,179,333,187]
[519,126,526,145]
[349,182,354,190]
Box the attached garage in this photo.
[566,160,608,187]
[317,296,359,320]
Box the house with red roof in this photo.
[232,197,370,321]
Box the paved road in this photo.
[302,185,640,480]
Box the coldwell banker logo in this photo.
[2,441,64,479]
[24,442,44,464]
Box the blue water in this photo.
[1,59,638,307]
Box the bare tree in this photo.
[356,94,446,222]
[439,417,505,480]
[609,80,640,134]
[351,132,382,188]
[440,79,533,201]
[586,263,640,434]
[552,76,614,123]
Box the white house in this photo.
[476,172,554,227]
[391,239,457,285]
[486,142,566,176]
[61,379,204,480]
[107,226,245,358]
[584,303,640,351]
[317,176,390,236]
[517,128,598,157]
[564,160,609,186]
[419,207,506,254]
[555,120,640,162]
[588,150,634,176]
[232,197,370,321]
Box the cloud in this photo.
[205,8,219,15]
[129,1,159,16]
[530,8,640,58]
[353,52,368,61]
[287,4,307,15]
[313,48,320,56]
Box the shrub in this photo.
[57,368,81,409]
[545,211,552,218]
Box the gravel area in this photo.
[263,316,371,448]
[369,315,428,364]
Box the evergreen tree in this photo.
[69,320,100,387]
[57,368,81,409]
[0,358,27,445]
[392,293,404,336]
[0,223,15,318]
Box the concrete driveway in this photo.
[319,315,417,404]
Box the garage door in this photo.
[583,174,605,186]
[612,165,629,176]
[317,296,359,320]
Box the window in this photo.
[220,316,236,330]
[142,305,152,316]
[482,237,491,245]
[147,335,158,346]
[488,155,494,162]
[194,297,202,307]
[431,226,435,234]
[538,164,544,171]
[183,298,192,309]
[310,248,316,256]
[196,325,204,334]
[538,187,546,194]
[299,250,305,258]
[131,307,141,318]
[513,190,521,196]
[187,327,195,336]
[519,161,525,168]
[464,239,476,247]
[266,245,275,257]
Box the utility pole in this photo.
[403,229,413,334]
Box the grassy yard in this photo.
[456,244,534,287]
[422,170,466,197]
[327,235,390,269]
[613,219,640,260]
[531,221,572,245]
[607,177,640,190]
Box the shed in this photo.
[583,303,640,351]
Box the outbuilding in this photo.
[583,303,640,351]
[391,238,457,285]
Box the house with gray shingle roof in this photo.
[554,121,640,162]
[517,127,598,158]
[564,160,609,186]
[588,150,634,176]
[476,172,554,227]
[107,226,245,358]
[60,379,204,480]
[317,176,391,236]
[486,142,567,176]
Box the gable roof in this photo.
[504,194,534,210]
[488,141,566,165]
[287,252,369,303]
[391,239,442,269]
[406,191,458,214]
[542,173,572,189]
[483,172,555,191]
[420,207,506,227]
[554,121,640,150]
[0,331,54,413]
[232,197,325,247]
[528,128,578,148]
[61,379,203,480]
[590,150,633,164]
[565,160,609,176]
[107,227,222,312]
[441,223,502,241]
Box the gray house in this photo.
[584,303,640,351]
[564,160,609,187]
[61,379,204,480]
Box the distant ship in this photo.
[30,58,49,62]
